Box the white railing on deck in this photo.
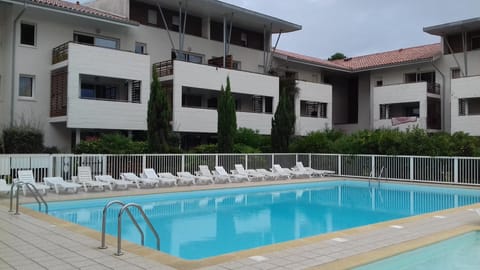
[0,153,480,186]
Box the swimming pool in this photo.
[354,231,480,269]
[25,180,480,260]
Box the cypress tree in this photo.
[147,67,171,153]
[271,78,297,152]
[217,77,237,152]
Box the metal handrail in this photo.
[9,181,48,214]
[116,203,160,256]
[99,200,143,249]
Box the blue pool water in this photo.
[25,180,480,260]
[355,231,480,270]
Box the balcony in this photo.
[49,42,150,130]
[295,80,332,135]
[153,55,240,78]
[373,82,441,131]
[167,60,279,134]
[451,75,480,135]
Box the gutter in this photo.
[10,0,27,127]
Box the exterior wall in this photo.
[171,60,279,135]
[295,80,332,135]
[373,82,428,131]
[8,6,138,151]
[451,75,480,135]
[66,43,150,130]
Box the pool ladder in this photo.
[99,200,160,256]
[369,167,385,203]
[9,181,48,215]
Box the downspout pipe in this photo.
[10,0,27,127]
[431,57,446,132]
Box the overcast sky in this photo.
[78,0,480,59]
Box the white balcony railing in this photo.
[1,153,479,185]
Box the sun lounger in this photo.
[282,166,310,178]
[76,166,111,192]
[16,170,50,195]
[142,168,176,186]
[234,164,264,181]
[294,162,336,177]
[199,165,229,183]
[271,165,293,179]
[256,169,279,180]
[177,172,213,185]
[95,175,131,190]
[44,177,81,194]
[120,173,157,188]
[215,166,248,183]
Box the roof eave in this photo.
[273,53,351,73]
[4,0,138,27]
[424,17,480,36]
[352,57,440,72]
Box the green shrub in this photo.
[190,144,218,153]
[234,128,270,152]
[74,134,147,154]
[2,126,44,153]
[290,129,343,153]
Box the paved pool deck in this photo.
[1,178,480,270]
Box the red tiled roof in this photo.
[275,43,442,72]
[25,0,134,24]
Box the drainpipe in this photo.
[10,0,28,127]
[432,58,446,132]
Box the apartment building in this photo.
[273,17,480,136]
[1,0,335,151]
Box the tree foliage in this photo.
[328,52,347,61]
[217,77,237,152]
[74,133,147,154]
[271,78,297,152]
[2,125,44,153]
[147,67,171,153]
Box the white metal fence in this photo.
[1,153,479,185]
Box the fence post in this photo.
[181,154,185,172]
[371,155,375,178]
[337,155,342,176]
[272,154,275,169]
[102,155,107,175]
[215,154,219,167]
[309,153,312,167]
[142,155,146,170]
[245,154,248,169]
[454,157,458,183]
[48,155,53,177]
[410,157,414,180]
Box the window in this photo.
[74,33,118,49]
[459,99,466,116]
[147,9,157,25]
[376,80,383,87]
[380,104,389,119]
[174,51,203,64]
[300,101,327,118]
[172,16,180,27]
[240,32,248,47]
[451,68,461,79]
[472,36,480,50]
[135,42,147,54]
[265,97,273,113]
[232,61,241,70]
[19,75,34,98]
[20,23,36,46]
[252,96,263,113]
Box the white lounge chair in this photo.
[16,170,50,195]
[142,168,176,186]
[177,172,213,185]
[255,169,279,180]
[271,165,293,179]
[215,166,249,183]
[294,162,336,177]
[44,177,81,194]
[234,164,264,181]
[159,172,194,186]
[282,166,310,178]
[76,166,111,192]
[0,179,15,195]
[199,165,229,183]
[120,172,157,188]
[95,175,131,190]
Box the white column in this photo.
[75,129,81,144]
